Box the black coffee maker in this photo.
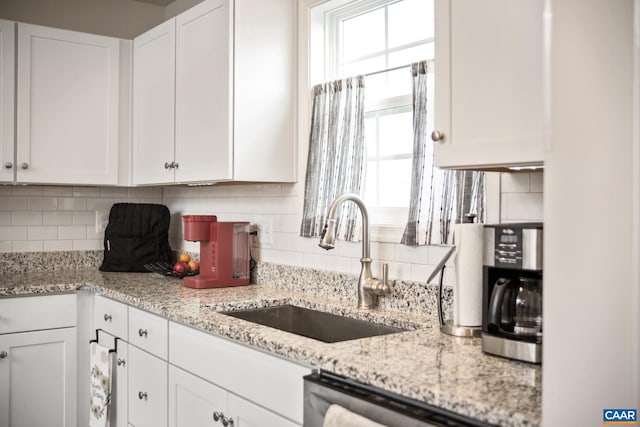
[482,223,543,364]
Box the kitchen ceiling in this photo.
[130,0,175,6]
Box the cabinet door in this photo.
[168,365,227,427]
[0,20,14,183]
[0,328,77,427]
[433,0,545,169]
[98,332,129,427]
[228,393,300,427]
[128,346,167,427]
[175,0,232,183]
[16,23,120,185]
[132,19,176,185]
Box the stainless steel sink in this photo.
[221,305,406,343]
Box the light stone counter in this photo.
[0,267,541,427]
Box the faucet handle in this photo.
[366,263,392,297]
[382,263,388,285]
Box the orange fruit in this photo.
[178,253,191,263]
[188,260,200,272]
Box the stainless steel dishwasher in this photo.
[303,371,494,427]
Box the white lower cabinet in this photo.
[169,365,298,427]
[128,345,168,427]
[0,294,77,427]
[169,321,310,426]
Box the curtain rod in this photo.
[364,63,412,77]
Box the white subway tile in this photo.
[0,212,10,225]
[86,198,114,211]
[12,211,42,226]
[28,226,58,240]
[394,244,429,264]
[0,241,12,252]
[43,186,73,197]
[12,186,43,196]
[411,263,434,283]
[43,240,73,251]
[58,197,86,211]
[43,212,73,226]
[0,226,27,240]
[302,252,327,270]
[325,255,353,274]
[73,239,102,250]
[501,173,531,193]
[28,197,57,211]
[0,186,11,196]
[262,184,282,196]
[530,172,544,192]
[73,187,101,197]
[13,240,43,252]
[385,261,411,281]
[86,225,104,240]
[58,225,86,240]
[100,187,129,198]
[502,193,544,221]
[1,197,28,211]
[280,214,299,233]
[73,212,95,225]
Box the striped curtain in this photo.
[401,60,485,246]
[300,76,366,242]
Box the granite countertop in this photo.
[0,269,541,427]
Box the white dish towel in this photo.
[89,341,112,427]
[323,404,387,427]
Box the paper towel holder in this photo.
[427,245,482,338]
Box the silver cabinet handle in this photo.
[213,411,222,422]
[138,328,148,338]
[165,162,172,169]
[222,416,234,427]
[431,130,445,142]
[0,351,7,359]
[104,314,112,322]
[20,162,28,169]
[138,391,148,400]
[117,358,126,366]
[173,162,179,169]
[4,162,12,169]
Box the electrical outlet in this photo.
[251,217,273,247]
[95,210,110,233]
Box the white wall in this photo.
[543,0,640,424]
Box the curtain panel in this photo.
[401,60,485,246]
[300,76,366,242]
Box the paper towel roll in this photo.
[453,223,484,327]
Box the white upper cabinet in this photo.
[16,24,122,185]
[0,20,14,183]
[132,19,176,185]
[133,0,296,185]
[433,0,545,170]
[175,0,232,183]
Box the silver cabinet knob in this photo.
[20,162,28,169]
[104,314,112,322]
[4,162,12,169]
[223,416,234,427]
[431,130,445,142]
[117,358,126,366]
[165,162,171,169]
[138,391,148,400]
[213,411,222,422]
[138,328,148,338]
[172,162,179,169]
[0,351,7,359]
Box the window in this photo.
[312,0,435,237]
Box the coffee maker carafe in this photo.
[482,223,543,364]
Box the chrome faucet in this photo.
[318,193,391,309]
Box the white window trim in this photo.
[301,0,502,243]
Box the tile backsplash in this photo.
[0,172,542,283]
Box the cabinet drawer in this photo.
[129,307,168,359]
[94,295,128,339]
[169,321,310,424]
[129,345,168,427]
[0,293,76,334]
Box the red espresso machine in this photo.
[182,215,250,289]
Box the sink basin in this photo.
[221,305,406,343]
